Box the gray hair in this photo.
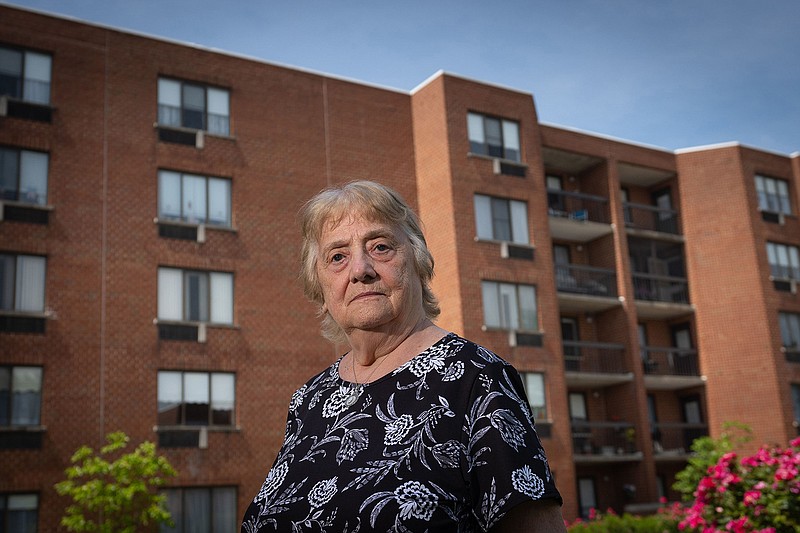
[299,180,440,343]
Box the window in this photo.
[0,366,42,428]
[0,46,51,105]
[473,194,529,244]
[157,268,233,324]
[522,372,547,420]
[755,174,792,215]
[568,392,588,420]
[577,478,596,519]
[766,242,800,280]
[0,254,46,313]
[157,371,235,427]
[0,147,48,206]
[467,112,520,162]
[481,281,537,331]
[158,78,230,136]
[161,486,236,533]
[158,170,231,227]
[791,384,800,428]
[779,312,800,354]
[0,493,38,533]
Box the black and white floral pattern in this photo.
[241,333,561,532]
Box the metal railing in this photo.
[547,189,610,224]
[641,346,699,376]
[623,202,681,235]
[563,341,627,373]
[652,422,708,455]
[632,272,689,303]
[555,264,617,297]
[571,421,638,456]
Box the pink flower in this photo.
[743,489,761,506]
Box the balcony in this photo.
[572,421,643,463]
[652,422,708,461]
[632,273,693,319]
[623,202,682,239]
[564,341,633,388]
[556,264,621,313]
[547,189,613,242]
[642,347,705,390]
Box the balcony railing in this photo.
[623,202,681,235]
[632,273,689,304]
[564,341,627,373]
[571,421,638,457]
[556,264,617,297]
[547,189,610,224]
[642,347,699,376]
[652,422,708,456]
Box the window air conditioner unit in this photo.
[492,158,527,177]
[500,242,535,261]
[0,95,7,117]
[778,212,786,225]
[197,224,206,243]
[791,279,798,294]
[197,322,207,343]
[508,330,518,347]
[195,130,205,149]
[198,427,208,449]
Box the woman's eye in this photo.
[330,253,345,263]
[374,243,391,253]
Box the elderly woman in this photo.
[242,181,564,532]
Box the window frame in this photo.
[0,44,52,105]
[0,146,49,206]
[0,253,46,313]
[157,267,233,325]
[473,194,529,245]
[157,370,236,428]
[158,170,232,228]
[480,280,538,332]
[766,241,800,280]
[160,486,237,533]
[779,311,800,353]
[0,365,43,428]
[755,174,792,215]
[157,77,230,136]
[0,492,39,533]
[521,372,548,421]
[467,112,521,162]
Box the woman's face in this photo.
[316,213,425,336]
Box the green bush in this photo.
[55,431,177,533]
[566,507,681,532]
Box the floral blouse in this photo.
[241,333,561,532]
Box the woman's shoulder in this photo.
[440,332,513,369]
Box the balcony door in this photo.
[671,323,696,374]
[562,317,581,370]
[652,187,676,233]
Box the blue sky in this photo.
[6,0,800,155]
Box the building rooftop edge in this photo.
[0,1,411,95]
[538,122,674,154]
[675,141,797,158]
[3,2,796,159]
[410,70,533,97]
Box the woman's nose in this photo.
[350,250,377,282]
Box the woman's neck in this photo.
[343,318,447,381]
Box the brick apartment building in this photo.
[2,4,799,530]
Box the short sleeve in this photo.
[463,361,561,530]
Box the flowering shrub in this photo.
[679,436,800,532]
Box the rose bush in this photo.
[678,436,800,532]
